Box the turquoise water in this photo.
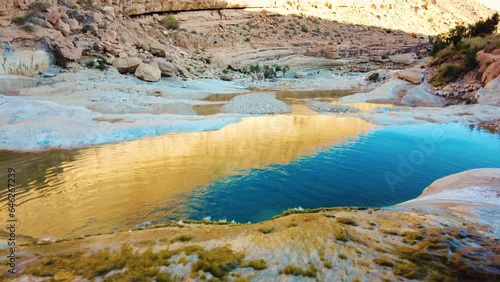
[183,123,500,223]
[1,119,499,237]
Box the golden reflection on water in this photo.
[1,115,376,238]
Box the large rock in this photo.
[389,53,417,65]
[401,83,447,107]
[476,77,500,106]
[340,79,409,104]
[0,75,37,92]
[135,63,161,82]
[477,49,500,85]
[415,168,500,205]
[396,70,423,85]
[155,58,177,77]
[113,57,142,74]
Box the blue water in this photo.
[183,123,500,223]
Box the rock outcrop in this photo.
[477,49,500,85]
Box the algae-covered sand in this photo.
[2,169,499,281]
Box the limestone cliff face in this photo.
[88,0,273,16]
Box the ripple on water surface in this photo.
[0,117,499,238]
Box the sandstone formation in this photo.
[396,70,423,85]
[477,49,500,85]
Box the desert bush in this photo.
[367,72,380,82]
[430,63,464,86]
[161,15,179,30]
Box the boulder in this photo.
[396,70,423,84]
[155,58,177,77]
[113,57,142,74]
[389,53,417,65]
[0,75,37,92]
[135,63,161,82]
[220,74,233,81]
[401,83,447,107]
[476,77,500,106]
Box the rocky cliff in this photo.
[1,0,494,28]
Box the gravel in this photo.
[306,100,360,113]
[222,93,292,115]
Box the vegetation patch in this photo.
[161,15,179,30]
[429,13,499,87]
[393,262,421,279]
[241,259,267,270]
[333,225,349,242]
[373,257,395,267]
[279,264,317,277]
[191,246,244,278]
[336,217,358,226]
[258,226,275,234]
[171,234,193,243]
[430,63,464,86]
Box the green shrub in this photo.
[373,257,395,267]
[84,61,95,68]
[459,37,487,71]
[171,234,193,243]
[258,227,274,234]
[280,264,317,277]
[336,217,358,226]
[430,63,464,86]
[468,13,499,37]
[12,11,35,25]
[431,12,499,55]
[241,259,267,270]
[191,247,243,278]
[301,24,309,32]
[161,15,179,30]
[367,73,380,82]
